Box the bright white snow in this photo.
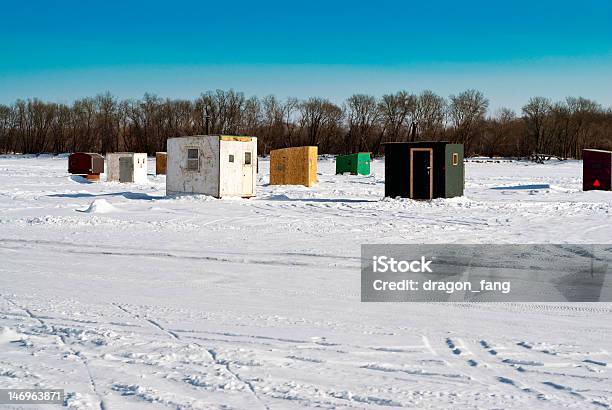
[0,155,611,409]
[77,199,120,214]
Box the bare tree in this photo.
[0,104,13,153]
[480,108,523,157]
[282,98,299,148]
[414,90,446,140]
[565,97,601,158]
[522,96,552,155]
[449,89,489,154]
[298,98,343,148]
[1,88,611,159]
[345,94,380,154]
[375,91,415,154]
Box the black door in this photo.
[411,149,432,199]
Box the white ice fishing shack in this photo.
[106,153,148,183]
[166,135,257,198]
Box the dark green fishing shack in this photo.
[383,142,464,199]
[336,152,371,175]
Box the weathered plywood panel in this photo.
[156,152,167,175]
[269,149,287,185]
[305,146,317,187]
[105,153,124,182]
[167,136,220,196]
[270,146,317,187]
[220,136,253,142]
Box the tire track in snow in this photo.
[113,303,270,410]
[115,304,182,340]
[205,347,270,410]
[0,238,357,270]
[2,294,108,410]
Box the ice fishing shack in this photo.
[269,146,318,187]
[583,149,612,191]
[383,141,464,199]
[106,153,148,183]
[156,152,167,175]
[336,152,371,175]
[68,152,105,181]
[166,135,257,198]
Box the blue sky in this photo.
[1,0,611,111]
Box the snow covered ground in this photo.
[0,155,611,409]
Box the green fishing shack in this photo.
[335,152,371,175]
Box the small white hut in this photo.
[166,135,257,198]
[106,153,148,183]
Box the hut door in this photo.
[119,157,134,183]
[242,150,254,195]
[219,141,253,196]
[410,148,433,199]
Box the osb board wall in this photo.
[156,152,167,175]
[270,146,318,187]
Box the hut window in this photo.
[452,153,459,166]
[229,154,234,163]
[187,148,199,171]
[244,152,252,165]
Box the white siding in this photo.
[166,136,220,196]
[219,139,257,197]
[132,153,148,183]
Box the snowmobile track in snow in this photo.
[2,294,109,410]
[112,303,270,409]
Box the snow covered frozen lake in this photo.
[1,155,611,409]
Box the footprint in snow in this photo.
[446,338,461,355]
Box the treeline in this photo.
[1,89,611,158]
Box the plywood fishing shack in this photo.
[106,153,148,183]
[383,142,464,199]
[269,146,317,187]
[166,135,257,198]
[68,152,104,181]
[156,152,167,175]
[583,149,612,191]
[336,152,371,175]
